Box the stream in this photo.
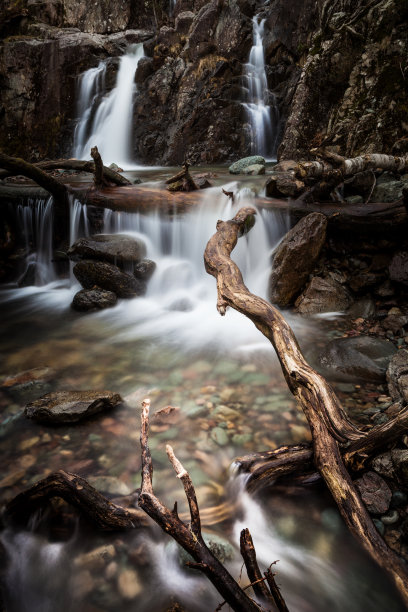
[0,173,404,611]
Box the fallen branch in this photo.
[91,146,108,189]
[297,152,408,182]
[138,399,288,612]
[166,161,199,192]
[204,207,408,606]
[3,470,146,531]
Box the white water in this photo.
[3,187,288,354]
[72,44,144,169]
[242,16,279,159]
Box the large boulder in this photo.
[318,336,397,382]
[73,260,146,298]
[295,276,353,314]
[387,350,408,403]
[25,390,122,424]
[229,156,265,174]
[67,234,146,266]
[268,213,327,307]
[71,288,118,312]
[265,173,305,198]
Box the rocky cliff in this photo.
[0,0,406,163]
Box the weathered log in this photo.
[138,399,269,612]
[204,207,408,606]
[3,470,146,531]
[296,153,408,182]
[0,151,69,206]
[0,159,131,186]
[165,161,199,192]
[91,146,107,189]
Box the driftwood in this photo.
[3,469,147,530]
[138,399,288,612]
[296,152,408,182]
[165,161,199,192]
[204,207,408,607]
[0,158,131,186]
[0,151,69,207]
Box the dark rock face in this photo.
[133,259,156,282]
[73,260,146,298]
[387,350,408,403]
[295,276,353,315]
[354,471,392,515]
[318,336,397,382]
[68,234,146,266]
[72,288,118,312]
[389,252,408,286]
[25,390,122,423]
[268,212,327,307]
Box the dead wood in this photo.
[240,528,276,608]
[264,567,289,612]
[3,469,146,531]
[91,146,109,189]
[138,399,290,612]
[204,206,408,606]
[0,159,131,186]
[0,151,69,207]
[297,152,408,182]
[166,161,199,192]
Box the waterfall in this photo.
[72,44,144,169]
[242,16,279,159]
[16,197,56,287]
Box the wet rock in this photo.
[68,234,146,266]
[295,276,352,315]
[381,510,399,525]
[348,297,376,319]
[73,260,146,298]
[195,176,213,189]
[371,179,408,203]
[389,252,408,286]
[75,544,116,571]
[268,212,327,307]
[387,350,408,403]
[72,288,118,312]
[344,195,363,205]
[133,259,156,282]
[87,476,132,496]
[373,519,385,535]
[354,471,391,515]
[210,427,229,446]
[117,569,142,599]
[229,156,265,174]
[318,336,397,382]
[265,173,305,198]
[242,164,265,175]
[25,390,122,424]
[1,367,55,391]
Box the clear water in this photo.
[0,184,404,611]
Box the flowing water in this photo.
[242,16,279,159]
[72,45,144,168]
[0,182,404,611]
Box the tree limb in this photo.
[204,207,408,607]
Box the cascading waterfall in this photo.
[72,44,144,169]
[242,16,279,159]
[15,197,56,287]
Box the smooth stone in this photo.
[381,510,399,525]
[73,260,146,298]
[179,532,234,566]
[229,156,265,174]
[348,297,376,319]
[117,569,142,599]
[318,336,397,382]
[391,491,408,507]
[232,433,253,446]
[133,259,156,282]
[210,427,229,446]
[68,234,146,265]
[213,405,240,420]
[25,390,122,424]
[373,519,385,535]
[242,164,265,175]
[74,544,116,570]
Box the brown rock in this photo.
[295,276,353,314]
[73,260,145,298]
[354,471,392,515]
[265,173,305,198]
[387,350,408,403]
[25,390,122,424]
[268,212,327,307]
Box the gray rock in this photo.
[354,471,391,515]
[344,195,364,204]
[348,297,376,319]
[133,259,156,282]
[371,179,408,203]
[268,213,327,307]
[229,156,265,174]
[73,260,146,298]
[318,336,397,382]
[381,510,399,525]
[387,350,408,402]
[242,164,265,175]
[210,426,229,446]
[295,276,352,315]
[25,390,122,424]
[72,288,117,312]
[389,251,408,286]
[68,234,146,266]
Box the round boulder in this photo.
[68,234,146,267]
[72,288,117,312]
[229,156,265,174]
[73,260,146,298]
